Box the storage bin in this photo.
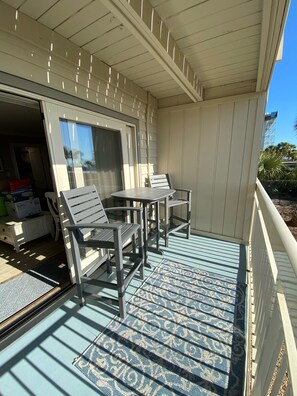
[5,198,41,218]
[3,189,33,202]
[8,178,31,192]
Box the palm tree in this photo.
[258,151,285,180]
[265,142,297,160]
[276,142,297,160]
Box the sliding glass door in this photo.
[42,101,139,278]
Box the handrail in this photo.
[256,179,297,278]
[251,180,297,395]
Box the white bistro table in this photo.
[111,187,175,266]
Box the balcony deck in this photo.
[0,233,247,395]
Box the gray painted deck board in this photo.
[0,233,246,396]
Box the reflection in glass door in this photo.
[60,120,124,207]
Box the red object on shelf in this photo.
[8,179,31,192]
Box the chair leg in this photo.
[118,293,126,318]
[169,207,174,227]
[54,219,60,241]
[187,197,191,239]
[164,197,169,247]
[114,229,126,318]
[69,231,85,306]
[117,274,126,318]
[186,225,190,239]
[139,262,144,280]
[106,250,112,275]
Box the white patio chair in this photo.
[45,192,61,241]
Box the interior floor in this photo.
[0,92,71,335]
[0,235,66,284]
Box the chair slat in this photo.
[61,186,108,234]
[74,205,107,224]
[149,174,170,189]
[62,185,97,200]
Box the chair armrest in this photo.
[174,188,192,193]
[174,188,192,201]
[67,223,123,231]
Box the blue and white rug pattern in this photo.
[74,260,246,395]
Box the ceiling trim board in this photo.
[101,0,203,102]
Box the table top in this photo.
[111,187,175,203]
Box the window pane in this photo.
[60,119,123,207]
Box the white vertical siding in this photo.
[157,93,266,243]
[211,102,234,236]
[0,1,157,184]
[183,108,201,216]
[197,105,218,233]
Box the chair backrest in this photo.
[45,192,59,219]
[149,174,171,189]
[60,185,108,238]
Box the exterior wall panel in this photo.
[158,93,266,243]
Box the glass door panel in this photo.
[60,120,124,207]
[42,101,139,280]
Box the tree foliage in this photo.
[258,151,286,180]
[264,142,297,160]
[258,142,297,197]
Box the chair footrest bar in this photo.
[124,257,144,288]
[172,215,189,223]
[81,276,118,290]
[168,223,188,233]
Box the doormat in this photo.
[74,259,246,395]
[0,256,69,323]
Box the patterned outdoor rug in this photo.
[74,260,246,395]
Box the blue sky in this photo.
[266,0,297,146]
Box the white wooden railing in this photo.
[249,180,297,395]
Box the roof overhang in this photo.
[0,0,291,103]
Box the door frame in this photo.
[42,101,140,280]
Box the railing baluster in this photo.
[249,181,297,396]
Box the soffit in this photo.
[1,0,289,102]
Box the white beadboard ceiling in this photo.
[1,0,289,102]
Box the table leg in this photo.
[142,202,151,268]
[155,201,160,251]
[164,196,169,247]
[128,200,136,256]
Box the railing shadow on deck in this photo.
[0,233,247,395]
